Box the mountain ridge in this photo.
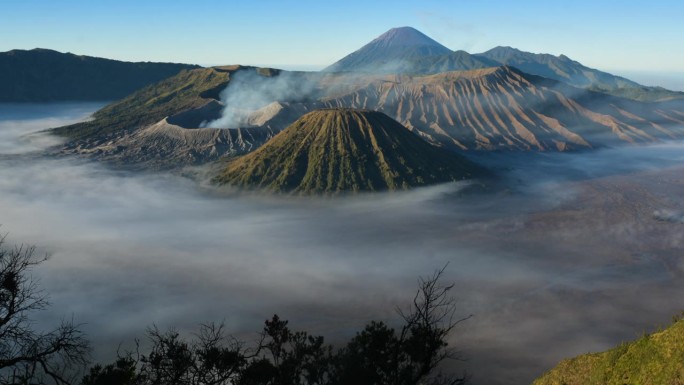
[320,66,684,151]
[472,45,684,101]
[52,65,684,168]
[0,48,199,102]
[325,27,684,101]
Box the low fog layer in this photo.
[615,70,684,92]
[1,104,684,385]
[0,102,105,153]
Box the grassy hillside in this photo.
[0,48,198,102]
[533,316,684,385]
[51,67,232,140]
[214,108,486,194]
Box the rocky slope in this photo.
[325,27,682,101]
[52,65,684,168]
[213,109,485,194]
[60,99,320,169]
[0,48,198,102]
[61,112,278,169]
[54,66,291,168]
[321,67,684,151]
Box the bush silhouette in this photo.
[83,265,469,385]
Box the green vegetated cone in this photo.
[213,108,486,194]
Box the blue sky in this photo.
[1,0,683,78]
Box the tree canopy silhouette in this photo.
[0,231,469,385]
[82,265,469,385]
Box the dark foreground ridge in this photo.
[213,108,486,194]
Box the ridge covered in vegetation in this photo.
[51,67,233,140]
[214,108,485,194]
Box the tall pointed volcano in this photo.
[360,26,449,50]
[323,27,452,73]
[213,108,485,194]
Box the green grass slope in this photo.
[214,108,486,194]
[533,317,684,385]
[51,66,233,140]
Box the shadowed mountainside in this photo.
[0,48,199,102]
[213,109,486,194]
[402,50,500,74]
[533,317,684,385]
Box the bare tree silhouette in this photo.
[0,234,89,385]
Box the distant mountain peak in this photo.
[323,26,451,73]
[5,48,61,56]
[30,48,58,53]
[488,46,521,52]
[369,26,446,49]
[482,46,570,62]
[479,46,528,59]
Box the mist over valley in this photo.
[1,103,683,384]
